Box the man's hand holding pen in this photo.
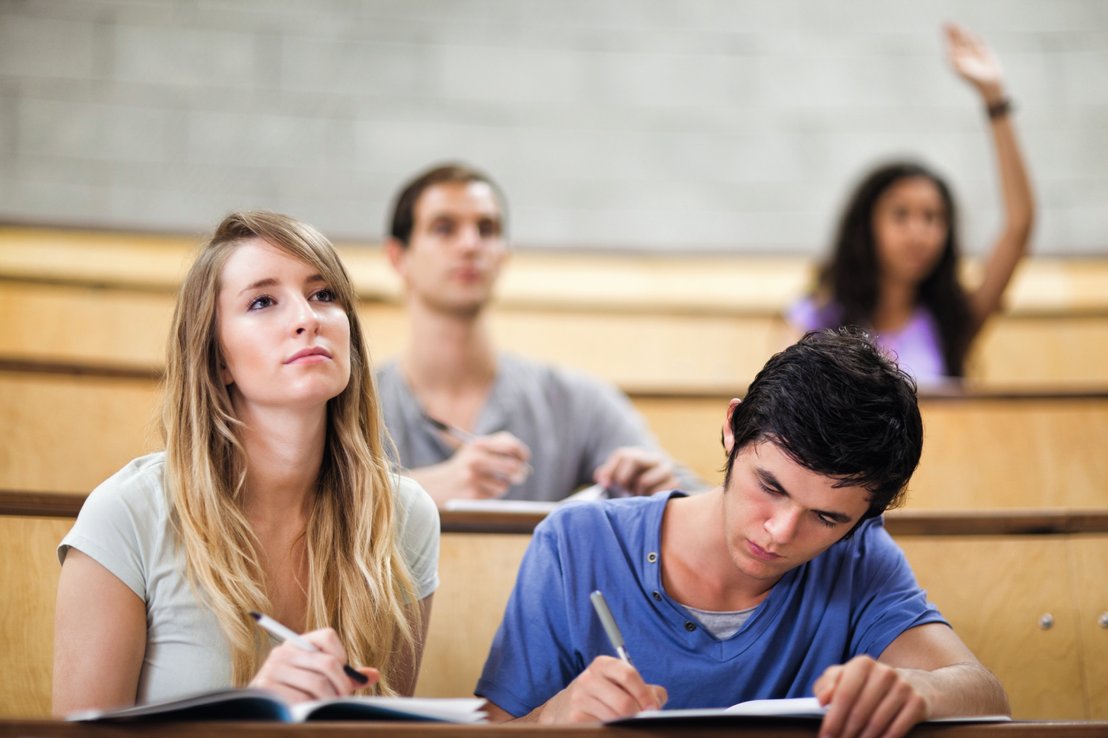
[444,431,532,498]
[536,655,666,724]
[534,591,667,723]
[414,413,533,504]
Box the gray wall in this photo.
[1,0,1106,255]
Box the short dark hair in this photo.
[819,161,972,377]
[387,162,507,247]
[724,328,923,520]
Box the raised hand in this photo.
[944,22,1005,102]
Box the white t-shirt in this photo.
[58,451,440,704]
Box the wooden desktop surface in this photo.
[1,719,1107,738]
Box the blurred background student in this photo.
[788,23,1035,384]
[378,163,702,507]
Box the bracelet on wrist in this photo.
[986,98,1013,120]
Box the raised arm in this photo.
[53,549,147,716]
[945,22,1036,334]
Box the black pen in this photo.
[249,611,369,685]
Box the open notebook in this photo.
[610,696,1011,725]
[68,688,487,724]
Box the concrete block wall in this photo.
[1,0,1106,255]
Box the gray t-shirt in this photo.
[58,451,439,705]
[376,353,701,503]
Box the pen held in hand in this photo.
[421,412,478,445]
[590,590,633,665]
[249,611,369,685]
[421,412,534,481]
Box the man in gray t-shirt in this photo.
[378,163,700,506]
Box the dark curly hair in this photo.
[724,328,923,521]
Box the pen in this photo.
[421,412,478,444]
[249,611,369,685]
[590,590,632,665]
[422,412,534,480]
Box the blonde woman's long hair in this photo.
[162,211,416,692]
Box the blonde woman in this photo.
[53,212,438,715]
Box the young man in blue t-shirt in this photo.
[477,328,1009,737]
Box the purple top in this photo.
[788,297,947,384]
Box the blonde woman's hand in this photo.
[250,627,379,704]
[944,22,1006,103]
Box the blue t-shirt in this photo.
[476,492,946,717]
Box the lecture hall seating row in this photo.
[2,365,1106,512]
[2,494,1106,721]
[4,225,1108,392]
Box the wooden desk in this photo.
[5,495,1106,722]
[0,719,1106,738]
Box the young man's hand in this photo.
[412,431,531,505]
[535,655,667,723]
[813,655,930,738]
[594,447,678,496]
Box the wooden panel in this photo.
[414,533,529,698]
[6,263,1108,393]
[632,395,729,486]
[6,225,1108,313]
[0,516,73,718]
[0,372,161,493]
[897,536,1086,719]
[633,395,1108,511]
[0,281,408,377]
[489,310,782,395]
[913,399,1108,510]
[1069,536,1108,719]
[0,281,780,395]
[0,282,170,372]
[974,317,1108,387]
[4,368,1107,515]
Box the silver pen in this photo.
[590,590,632,665]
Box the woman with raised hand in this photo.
[53,212,438,715]
[788,23,1035,384]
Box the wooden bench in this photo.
[3,363,1106,512]
[3,494,1105,720]
[4,226,1108,391]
